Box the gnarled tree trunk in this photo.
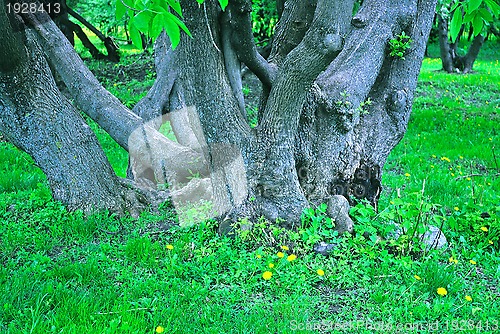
[0,4,160,216]
[2,0,437,231]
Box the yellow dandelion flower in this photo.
[449,256,454,263]
[480,226,488,232]
[469,260,477,265]
[441,157,451,162]
[437,287,447,296]
[449,167,453,171]
[317,269,325,276]
[454,207,459,211]
[404,173,411,177]
[256,254,262,259]
[166,244,174,250]
[277,252,285,258]
[414,275,421,280]
[451,173,455,176]
[459,156,464,159]
[281,245,289,251]
[287,254,297,262]
[262,271,273,280]
[156,326,165,333]
[466,177,471,181]
[432,155,437,158]
[488,240,493,245]
[465,295,472,302]
[268,263,275,268]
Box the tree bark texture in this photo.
[0,5,157,215]
[168,0,437,227]
[3,0,437,229]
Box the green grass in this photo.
[1,42,500,333]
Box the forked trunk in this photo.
[2,0,438,231]
[147,0,437,229]
[437,13,485,73]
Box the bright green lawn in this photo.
[0,42,499,333]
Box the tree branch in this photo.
[133,31,177,127]
[0,3,27,71]
[314,0,418,132]
[24,11,209,184]
[220,11,246,116]
[226,0,276,89]
[268,0,318,67]
[261,0,354,135]
[66,6,119,62]
[437,14,454,73]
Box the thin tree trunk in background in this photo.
[438,14,454,73]
[462,34,485,73]
[66,6,120,62]
[437,11,485,73]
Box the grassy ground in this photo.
[0,39,499,333]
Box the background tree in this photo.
[1,0,437,232]
[437,0,500,73]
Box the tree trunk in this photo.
[438,14,454,73]
[0,6,160,215]
[3,0,438,231]
[462,34,484,74]
[437,12,485,73]
[165,0,437,228]
[297,0,435,215]
[66,6,120,62]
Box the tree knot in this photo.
[387,89,408,112]
[351,16,368,28]
[322,34,343,54]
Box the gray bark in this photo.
[296,0,434,213]
[438,14,454,72]
[26,14,208,186]
[3,0,438,231]
[0,9,154,215]
[462,34,484,74]
[437,12,485,73]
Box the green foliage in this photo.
[72,0,123,35]
[300,203,338,246]
[116,0,191,49]
[388,31,412,60]
[251,0,278,46]
[441,0,500,42]
[357,97,372,115]
[115,0,230,49]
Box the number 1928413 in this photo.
[6,1,61,15]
